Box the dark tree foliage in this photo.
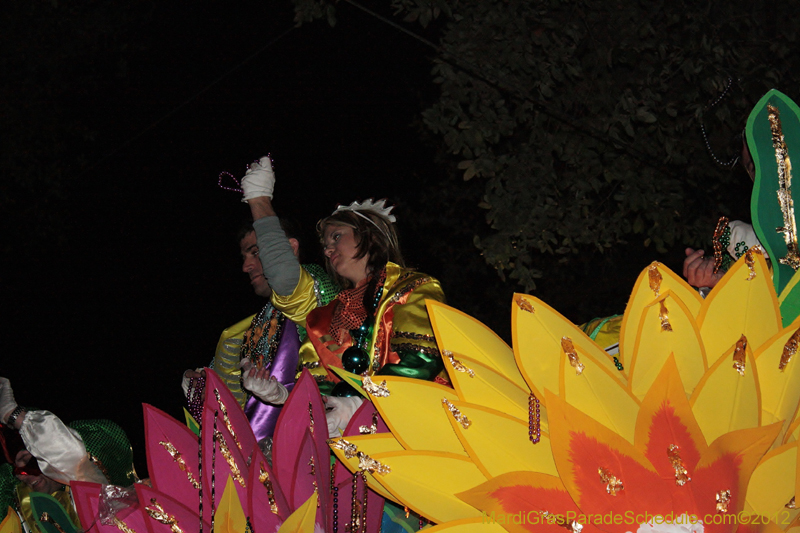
[294,0,800,302]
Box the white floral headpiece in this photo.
[332,198,397,224]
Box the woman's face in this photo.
[322,224,369,285]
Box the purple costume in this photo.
[243,319,300,442]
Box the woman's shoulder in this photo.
[384,262,444,302]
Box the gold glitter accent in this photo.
[598,467,623,495]
[309,456,316,476]
[214,389,242,451]
[442,398,472,429]
[561,337,584,375]
[329,438,391,475]
[158,441,201,489]
[88,453,111,481]
[146,499,185,533]
[359,411,379,434]
[648,263,662,297]
[515,295,535,313]
[113,517,138,533]
[541,511,584,533]
[780,327,800,371]
[362,375,390,397]
[259,466,279,514]
[659,300,673,332]
[667,444,691,486]
[716,489,731,513]
[768,104,800,271]
[745,248,757,280]
[712,217,730,273]
[444,350,475,377]
[787,496,797,509]
[39,513,69,533]
[308,402,315,436]
[733,335,748,376]
[214,430,246,487]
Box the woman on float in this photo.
[238,156,446,435]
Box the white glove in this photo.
[241,156,275,202]
[0,377,17,424]
[240,358,289,404]
[325,396,364,438]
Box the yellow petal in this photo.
[447,354,533,423]
[214,476,247,533]
[443,401,558,479]
[559,344,640,443]
[277,492,318,533]
[746,442,798,522]
[620,261,703,367]
[513,293,627,403]
[329,434,403,500]
[628,290,708,400]
[0,508,22,533]
[755,318,800,444]
[428,300,528,389]
[690,335,762,444]
[369,376,466,454]
[698,251,781,367]
[370,451,488,523]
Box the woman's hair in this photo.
[316,209,404,289]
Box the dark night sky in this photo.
[2,1,446,475]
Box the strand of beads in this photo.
[528,393,541,444]
[331,467,339,533]
[188,375,205,425]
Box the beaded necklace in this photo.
[340,271,385,375]
[241,304,285,370]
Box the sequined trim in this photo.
[561,337,584,375]
[659,300,673,332]
[214,389,242,451]
[786,496,796,509]
[515,295,535,313]
[390,278,431,303]
[159,441,200,489]
[780,327,800,371]
[214,430,246,487]
[329,438,391,475]
[39,513,69,533]
[362,375,390,397]
[716,489,731,513]
[259,466,279,514]
[541,511,583,533]
[443,399,472,429]
[443,350,475,377]
[648,263,662,297]
[745,248,758,280]
[768,104,800,271]
[392,342,440,357]
[392,331,435,342]
[145,499,185,533]
[359,411,379,435]
[598,467,623,495]
[667,444,691,486]
[733,335,748,376]
[113,517,138,533]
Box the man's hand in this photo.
[325,396,364,438]
[240,358,289,404]
[683,248,723,289]
[0,377,17,424]
[241,156,275,202]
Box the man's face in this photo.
[14,450,62,494]
[241,231,272,298]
